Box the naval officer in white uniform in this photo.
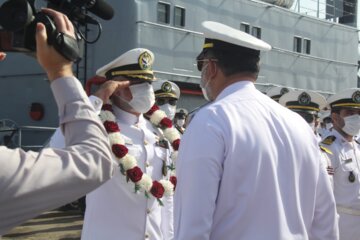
[174,21,338,240]
[320,88,360,240]
[50,48,175,240]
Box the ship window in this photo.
[293,36,302,53]
[174,6,185,27]
[157,2,170,24]
[252,27,261,39]
[304,39,311,54]
[240,23,250,33]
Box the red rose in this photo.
[102,104,113,112]
[150,181,165,198]
[170,176,177,191]
[103,121,120,133]
[112,144,128,158]
[146,104,160,116]
[160,117,173,129]
[126,167,143,183]
[172,139,180,151]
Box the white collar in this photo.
[216,80,255,101]
[112,105,145,125]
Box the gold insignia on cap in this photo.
[138,51,153,70]
[298,92,311,105]
[352,91,360,103]
[280,88,289,95]
[161,82,172,93]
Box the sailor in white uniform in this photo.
[174,108,188,134]
[279,90,334,184]
[320,88,360,240]
[174,21,338,240]
[265,85,292,102]
[153,80,180,121]
[318,109,333,138]
[50,49,175,240]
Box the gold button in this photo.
[145,233,149,238]
[144,140,148,145]
[147,208,151,214]
[146,161,150,167]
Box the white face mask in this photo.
[200,63,212,101]
[176,119,185,127]
[128,83,155,113]
[342,115,360,136]
[159,103,176,120]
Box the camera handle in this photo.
[34,12,81,62]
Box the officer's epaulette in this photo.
[321,135,336,145]
[320,145,333,155]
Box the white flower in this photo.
[170,151,178,162]
[159,179,174,196]
[138,174,152,192]
[150,110,167,125]
[121,155,137,171]
[99,110,116,122]
[163,128,180,143]
[108,132,125,145]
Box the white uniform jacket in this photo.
[174,81,338,240]
[0,77,113,235]
[320,129,360,240]
[50,96,174,240]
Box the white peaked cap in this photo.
[153,80,180,99]
[201,21,271,51]
[96,48,155,82]
[327,88,360,109]
[266,86,292,102]
[279,89,327,113]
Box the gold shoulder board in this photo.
[321,136,336,145]
[320,145,333,155]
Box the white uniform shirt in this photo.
[174,81,338,240]
[50,96,174,240]
[321,129,360,240]
[0,77,113,234]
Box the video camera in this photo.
[0,0,114,61]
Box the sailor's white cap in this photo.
[153,80,180,99]
[175,108,188,119]
[327,88,360,109]
[96,48,155,82]
[279,90,327,114]
[199,21,271,54]
[266,86,292,102]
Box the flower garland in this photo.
[99,103,180,205]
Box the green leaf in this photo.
[135,184,140,193]
[145,191,150,199]
[157,198,164,206]
[120,164,126,175]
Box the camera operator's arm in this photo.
[0,8,114,234]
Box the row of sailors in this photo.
[266,86,360,240]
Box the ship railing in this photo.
[18,126,57,149]
[0,125,56,150]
